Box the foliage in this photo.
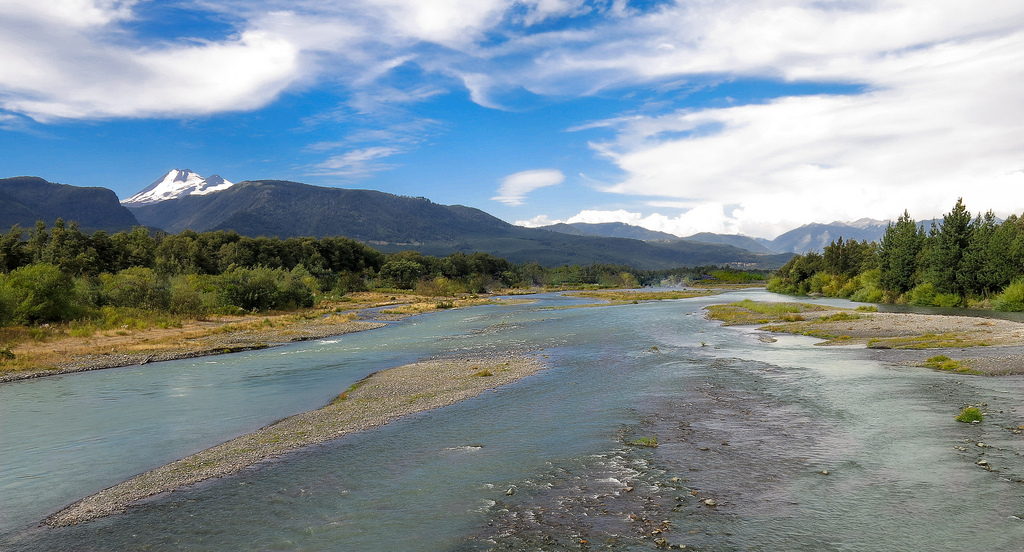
[955,406,984,423]
[993,278,1024,312]
[770,199,1024,310]
[0,263,81,324]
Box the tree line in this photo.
[768,199,1024,311]
[0,220,752,327]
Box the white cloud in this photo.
[4,0,1024,237]
[313,146,402,176]
[515,214,562,227]
[492,169,565,206]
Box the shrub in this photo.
[909,282,937,306]
[933,293,963,308]
[100,267,170,310]
[955,406,983,423]
[217,266,314,312]
[0,263,81,324]
[994,278,1024,312]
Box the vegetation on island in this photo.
[768,199,1024,311]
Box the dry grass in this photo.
[0,291,520,380]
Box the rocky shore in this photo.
[45,352,545,527]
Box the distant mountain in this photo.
[541,218,893,255]
[0,176,140,233]
[770,219,889,253]
[122,169,234,206]
[125,178,792,269]
[126,179,515,243]
[543,222,680,241]
[680,232,778,254]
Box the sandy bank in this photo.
[0,316,386,383]
[45,352,545,527]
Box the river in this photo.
[3,290,1024,550]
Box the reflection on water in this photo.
[4,290,1024,551]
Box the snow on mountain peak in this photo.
[121,169,235,205]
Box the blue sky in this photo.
[2,1,1024,239]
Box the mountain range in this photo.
[542,221,890,254]
[0,168,886,269]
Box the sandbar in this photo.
[46,352,545,527]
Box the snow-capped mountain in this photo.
[121,169,234,205]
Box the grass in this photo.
[705,300,831,326]
[955,406,984,423]
[333,381,366,403]
[816,312,862,322]
[922,355,980,374]
[868,333,991,349]
[629,436,659,448]
[855,305,879,312]
[472,369,493,377]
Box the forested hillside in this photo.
[0,177,140,233]
[769,199,1024,311]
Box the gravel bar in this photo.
[45,352,546,527]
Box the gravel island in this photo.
[46,352,545,527]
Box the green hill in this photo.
[0,176,140,233]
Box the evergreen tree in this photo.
[877,210,924,294]
[925,198,973,295]
[959,211,999,296]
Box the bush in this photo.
[909,282,937,306]
[100,267,170,310]
[994,278,1024,312]
[217,266,314,312]
[0,263,81,324]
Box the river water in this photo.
[3,290,1024,551]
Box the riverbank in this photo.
[705,299,1024,375]
[0,292,513,383]
[46,352,546,527]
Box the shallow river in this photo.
[3,290,1024,551]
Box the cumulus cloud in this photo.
[492,169,565,206]
[4,0,1024,234]
[581,27,1024,236]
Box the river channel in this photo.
[3,290,1024,550]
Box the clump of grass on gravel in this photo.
[629,436,659,448]
[956,406,984,423]
[705,300,831,326]
[922,355,980,374]
[868,333,990,350]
